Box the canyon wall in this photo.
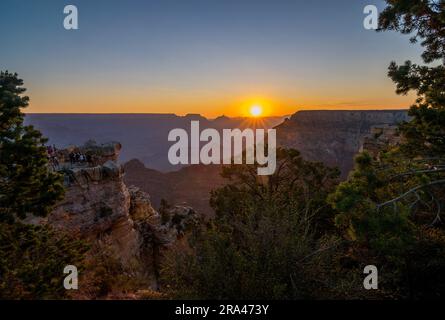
[276,110,409,177]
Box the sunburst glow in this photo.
[250,105,263,117]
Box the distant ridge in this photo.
[25,113,286,171]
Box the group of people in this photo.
[69,151,93,166]
[46,145,95,171]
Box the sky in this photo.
[0,0,422,117]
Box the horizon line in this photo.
[25,108,409,117]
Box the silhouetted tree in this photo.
[379,0,445,158]
[0,71,64,222]
[0,72,87,299]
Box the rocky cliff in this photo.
[49,159,142,261]
[29,142,199,286]
[276,110,409,177]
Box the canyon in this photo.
[124,110,410,215]
[25,113,285,172]
[21,110,410,294]
[27,110,410,218]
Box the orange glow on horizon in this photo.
[24,87,415,118]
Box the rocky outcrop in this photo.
[126,186,199,289]
[32,142,199,274]
[128,186,158,223]
[49,159,140,261]
[127,186,199,245]
[276,110,409,177]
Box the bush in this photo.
[0,222,88,299]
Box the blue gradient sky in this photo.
[0,0,421,116]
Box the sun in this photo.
[250,105,263,117]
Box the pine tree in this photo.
[328,0,445,298]
[0,71,64,222]
[0,72,89,299]
[379,0,445,157]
